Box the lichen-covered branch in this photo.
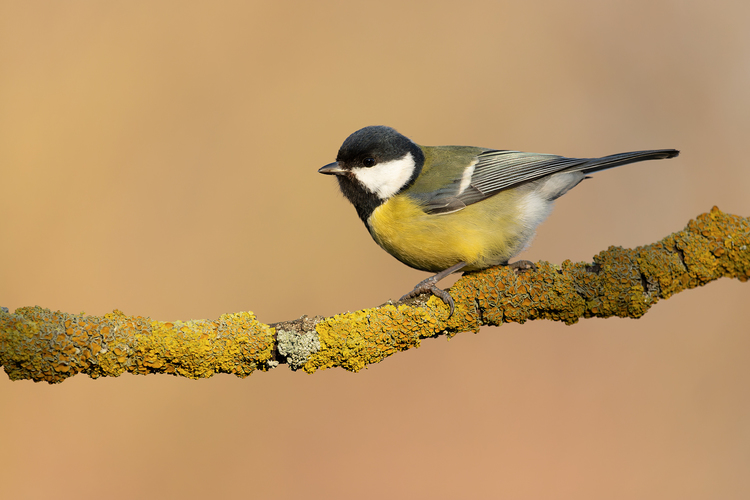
[2,207,748,384]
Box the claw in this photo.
[507,259,536,272]
[399,261,466,317]
[399,282,456,317]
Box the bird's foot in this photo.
[400,278,455,317]
[398,261,466,317]
[507,260,536,272]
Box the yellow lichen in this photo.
[1,209,748,382]
[0,307,274,383]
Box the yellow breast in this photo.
[367,192,536,273]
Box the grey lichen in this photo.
[276,328,321,370]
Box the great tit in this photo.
[319,126,679,314]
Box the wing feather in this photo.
[415,148,678,215]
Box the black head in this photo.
[319,126,425,224]
[336,126,421,167]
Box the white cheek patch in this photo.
[352,152,416,200]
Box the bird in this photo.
[319,126,679,315]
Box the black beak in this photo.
[318,162,346,175]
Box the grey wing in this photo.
[417,149,679,215]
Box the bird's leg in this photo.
[399,261,467,317]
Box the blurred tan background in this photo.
[1,1,749,498]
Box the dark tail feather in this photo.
[580,149,680,175]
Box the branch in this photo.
[2,207,748,384]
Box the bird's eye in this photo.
[363,157,377,168]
